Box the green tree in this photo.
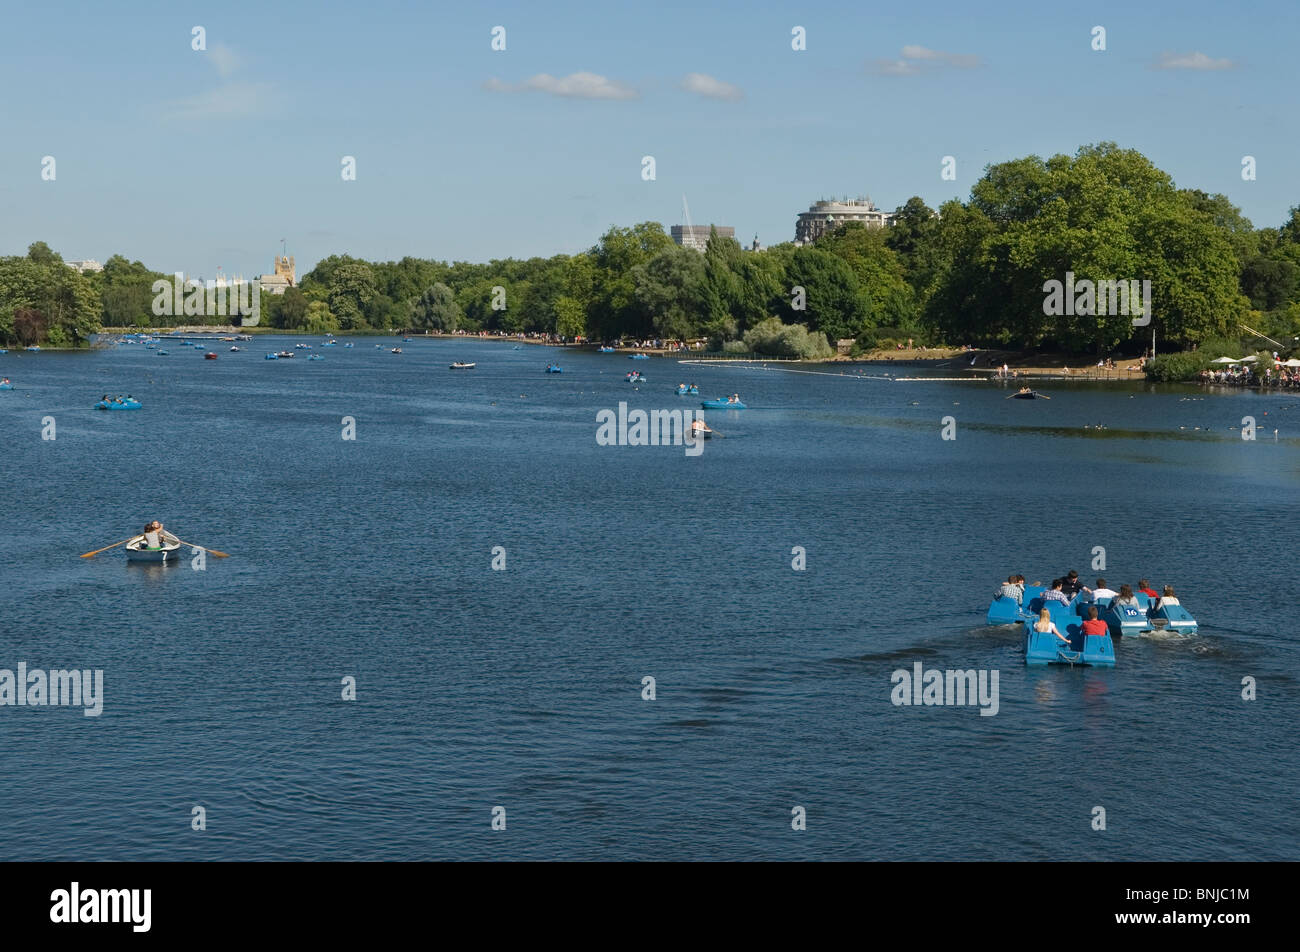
[410,282,461,332]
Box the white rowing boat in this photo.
[124,531,183,562]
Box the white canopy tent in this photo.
[1210,356,1240,364]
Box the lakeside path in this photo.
[680,346,1148,383]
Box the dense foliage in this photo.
[8,144,1300,356]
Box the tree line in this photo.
[6,143,1300,359]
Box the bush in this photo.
[741,317,834,359]
[1145,351,1212,381]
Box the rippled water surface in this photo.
[1,337,1296,860]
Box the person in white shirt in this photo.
[1081,578,1119,601]
[1155,585,1180,610]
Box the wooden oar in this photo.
[174,538,230,558]
[79,536,140,558]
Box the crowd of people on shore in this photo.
[1199,354,1300,388]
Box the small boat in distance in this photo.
[125,530,183,563]
[629,353,649,360]
[701,396,745,409]
[0,379,13,390]
[598,346,616,353]
[1012,388,1047,400]
[307,354,325,361]
[204,352,218,360]
[676,384,699,395]
[391,347,402,354]
[229,346,241,352]
[690,419,713,440]
[95,397,142,410]
[545,364,563,373]
[276,351,295,359]
[450,362,476,370]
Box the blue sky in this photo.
[1,0,1294,280]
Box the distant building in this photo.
[258,254,296,294]
[67,259,103,273]
[670,225,735,252]
[794,197,894,245]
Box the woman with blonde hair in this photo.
[1156,585,1180,610]
[1033,608,1070,644]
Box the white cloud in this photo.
[485,72,638,100]
[680,72,743,101]
[1155,51,1235,70]
[870,45,981,75]
[868,59,923,76]
[164,82,274,120]
[209,43,241,78]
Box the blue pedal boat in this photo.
[1024,601,1115,666]
[702,398,745,409]
[95,399,142,410]
[1148,603,1198,634]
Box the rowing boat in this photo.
[124,532,183,563]
[450,362,476,370]
[701,398,745,409]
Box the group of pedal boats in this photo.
[986,580,1198,667]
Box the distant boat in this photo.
[450,362,476,370]
[1012,389,1048,400]
[598,346,616,353]
[95,398,142,410]
[264,353,278,360]
[229,346,241,352]
[545,365,563,373]
[307,354,325,361]
[391,347,402,354]
[25,345,40,352]
[157,350,168,356]
[125,532,182,563]
[629,353,649,360]
[204,352,217,360]
[690,420,712,440]
[0,380,12,390]
[701,397,745,409]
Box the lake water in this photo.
[1,336,1296,860]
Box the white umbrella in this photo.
[1240,355,1259,362]
[1285,359,1300,368]
[1210,356,1240,363]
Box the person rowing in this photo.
[141,520,166,549]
